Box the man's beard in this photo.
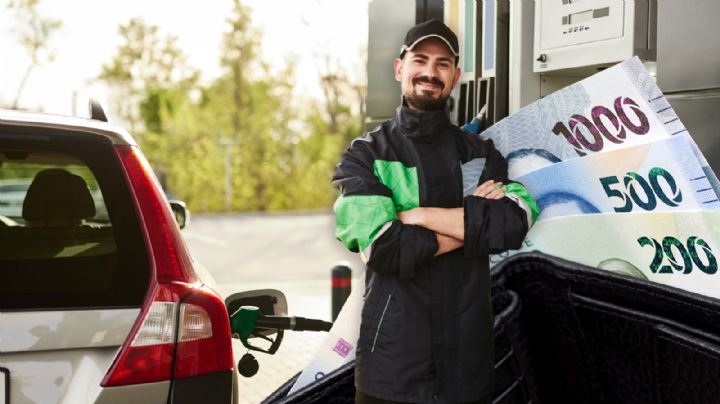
[404,77,449,111]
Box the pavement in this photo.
[219,280,331,404]
[183,212,363,404]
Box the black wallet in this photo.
[264,252,720,404]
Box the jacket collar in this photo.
[396,102,452,142]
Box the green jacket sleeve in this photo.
[463,139,538,257]
[332,140,438,279]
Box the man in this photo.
[332,19,538,404]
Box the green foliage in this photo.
[98,17,198,132]
[98,1,363,213]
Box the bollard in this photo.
[331,262,352,321]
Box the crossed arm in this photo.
[398,180,507,256]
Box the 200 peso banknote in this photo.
[515,211,720,298]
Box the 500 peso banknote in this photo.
[516,135,720,221]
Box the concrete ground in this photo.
[183,212,362,404]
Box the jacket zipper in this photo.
[371,293,392,352]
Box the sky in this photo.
[0,0,369,116]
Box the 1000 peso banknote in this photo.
[516,135,720,221]
[481,57,718,195]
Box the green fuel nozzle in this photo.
[229,305,332,354]
[229,305,283,354]
[230,305,259,345]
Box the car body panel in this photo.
[0,309,139,352]
[0,109,136,146]
[0,309,141,404]
[94,381,170,404]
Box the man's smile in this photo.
[412,76,444,92]
[417,82,440,92]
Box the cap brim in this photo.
[400,34,459,56]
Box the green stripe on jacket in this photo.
[334,160,420,252]
[373,160,420,212]
[334,195,397,251]
[502,182,540,224]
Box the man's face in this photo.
[394,37,461,112]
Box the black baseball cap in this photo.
[399,18,459,63]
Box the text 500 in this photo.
[600,168,682,213]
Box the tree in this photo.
[98,17,198,132]
[218,0,269,210]
[96,1,366,213]
[7,0,61,109]
[316,50,367,143]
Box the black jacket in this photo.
[332,106,534,403]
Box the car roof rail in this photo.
[89,99,108,122]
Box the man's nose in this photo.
[420,62,440,78]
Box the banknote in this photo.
[481,57,718,192]
[514,211,720,299]
[516,135,720,221]
[288,271,365,393]
[295,58,720,392]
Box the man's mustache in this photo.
[412,76,444,90]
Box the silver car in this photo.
[0,106,238,404]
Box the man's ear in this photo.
[451,66,462,89]
[393,58,403,82]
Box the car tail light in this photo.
[174,289,234,378]
[102,145,232,387]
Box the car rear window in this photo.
[0,131,150,310]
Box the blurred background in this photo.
[6,0,720,402]
[1,0,369,213]
[1,0,368,402]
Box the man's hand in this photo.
[397,180,507,242]
[397,208,424,226]
[473,180,506,200]
[398,207,464,240]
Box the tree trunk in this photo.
[13,63,35,109]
